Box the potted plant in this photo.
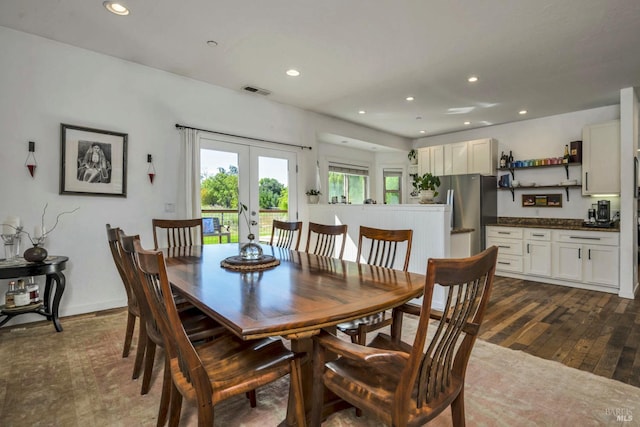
[305,189,321,204]
[408,149,418,165]
[412,173,440,203]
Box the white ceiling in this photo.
[1,1,640,139]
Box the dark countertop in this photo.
[487,217,619,232]
[451,227,474,234]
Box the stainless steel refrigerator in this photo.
[434,174,497,255]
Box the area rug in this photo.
[0,310,638,426]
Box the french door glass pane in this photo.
[200,149,240,243]
[257,155,290,240]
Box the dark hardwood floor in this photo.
[479,275,640,388]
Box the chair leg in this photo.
[131,322,147,380]
[356,324,367,346]
[451,389,466,427]
[122,311,136,357]
[156,356,171,427]
[246,390,257,408]
[168,382,183,427]
[141,339,157,395]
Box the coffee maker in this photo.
[596,200,611,223]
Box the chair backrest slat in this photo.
[270,220,302,250]
[152,218,203,249]
[106,224,137,308]
[357,226,412,272]
[305,222,348,259]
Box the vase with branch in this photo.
[1,204,79,262]
[238,203,263,260]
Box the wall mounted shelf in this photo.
[498,184,582,201]
[497,162,581,180]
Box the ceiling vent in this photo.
[242,85,271,96]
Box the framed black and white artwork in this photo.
[60,123,127,197]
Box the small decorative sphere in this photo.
[240,242,263,260]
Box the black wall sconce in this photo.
[25,141,37,177]
[147,154,156,183]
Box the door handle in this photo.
[250,220,258,226]
[585,172,588,191]
[578,248,581,259]
[527,243,530,253]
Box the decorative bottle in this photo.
[14,279,30,307]
[563,145,570,164]
[508,151,514,167]
[5,281,17,308]
[500,152,506,168]
[26,277,40,303]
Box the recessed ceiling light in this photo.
[358,110,366,115]
[419,130,426,134]
[206,40,218,47]
[464,121,471,125]
[341,140,348,144]
[103,1,129,15]
[519,110,528,115]
[406,96,414,101]
[468,76,479,83]
[286,69,300,77]
[416,116,422,120]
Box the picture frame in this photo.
[60,123,127,197]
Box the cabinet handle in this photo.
[569,236,601,240]
[532,233,545,237]
[497,231,511,235]
[585,172,588,191]
[578,248,581,259]
[498,245,511,249]
[498,261,511,265]
[588,249,591,260]
[527,243,530,253]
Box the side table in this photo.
[0,256,68,332]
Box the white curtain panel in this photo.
[178,128,201,218]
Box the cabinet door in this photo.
[524,241,551,277]
[582,120,620,195]
[418,147,431,175]
[431,145,444,176]
[584,245,619,288]
[468,139,495,175]
[444,142,468,175]
[552,242,582,281]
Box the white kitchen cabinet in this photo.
[551,230,619,289]
[431,145,444,176]
[418,147,431,175]
[418,146,444,176]
[486,226,523,273]
[523,229,551,277]
[467,138,497,175]
[582,120,620,195]
[487,226,620,293]
[444,142,468,175]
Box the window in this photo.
[328,162,369,204]
[383,169,402,204]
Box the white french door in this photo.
[199,134,298,242]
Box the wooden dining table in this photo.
[163,243,426,425]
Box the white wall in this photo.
[414,106,621,219]
[0,27,409,325]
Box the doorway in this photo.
[199,134,298,243]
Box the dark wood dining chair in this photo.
[270,219,303,250]
[305,222,348,259]
[133,241,307,427]
[152,218,203,249]
[310,246,499,427]
[121,235,262,425]
[106,224,145,378]
[337,226,413,345]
